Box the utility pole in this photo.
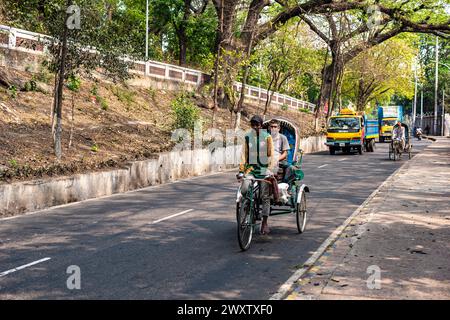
[434,36,439,135]
[413,61,418,128]
[443,87,446,136]
[420,87,423,128]
[145,0,149,60]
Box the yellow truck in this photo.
[325,109,379,155]
[378,105,404,143]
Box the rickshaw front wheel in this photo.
[296,191,307,234]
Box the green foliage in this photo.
[171,93,201,131]
[67,75,81,92]
[150,0,216,67]
[342,37,416,110]
[250,21,324,104]
[418,34,450,113]
[8,159,18,168]
[281,104,289,111]
[90,144,99,152]
[8,85,17,98]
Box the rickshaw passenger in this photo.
[269,119,290,175]
[393,121,406,150]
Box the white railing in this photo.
[234,82,315,113]
[0,24,315,111]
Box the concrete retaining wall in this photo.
[299,135,327,154]
[0,136,326,217]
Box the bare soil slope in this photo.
[0,66,323,184]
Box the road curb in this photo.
[270,145,429,300]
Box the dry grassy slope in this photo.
[0,66,323,184]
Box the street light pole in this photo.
[434,36,439,135]
[145,0,149,60]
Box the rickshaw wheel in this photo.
[296,191,307,234]
[237,198,253,251]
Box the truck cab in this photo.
[378,106,403,142]
[379,117,398,142]
[325,109,379,155]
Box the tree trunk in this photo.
[178,32,187,66]
[211,0,224,128]
[68,92,74,148]
[264,77,276,116]
[234,31,255,131]
[177,0,191,66]
[54,1,71,160]
[317,51,343,117]
[51,72,59,140]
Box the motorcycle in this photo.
[415,127,423,141]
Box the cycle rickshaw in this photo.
[235,118,310,251]
[389,122,412,161]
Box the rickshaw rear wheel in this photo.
[296,191,307,234]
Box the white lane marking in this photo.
[0,257,51,278]
[338,158,347,162]
[318,164,328,168]
[149,209,194,225]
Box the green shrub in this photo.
[91,144,99,152]
[281,103,289,111]
[67,75,81,92]
[24,80,37,92]
[33,67,53,84]
[90,84,98,97]
[171,94,202,131]
[8,159,18,168]
[100,98,109,111]
[147,87,156,100]
[298,107,311,114]
[111,86,135,105]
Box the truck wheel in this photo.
[370,140,376,152]
[358,146,363,155]
[329,147,335,155]
[380,136,384,143]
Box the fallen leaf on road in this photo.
[410,249,427,254]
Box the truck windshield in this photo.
[382,119,397,126]
[329,117,360,130]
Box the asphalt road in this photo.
[0,139,431,299]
